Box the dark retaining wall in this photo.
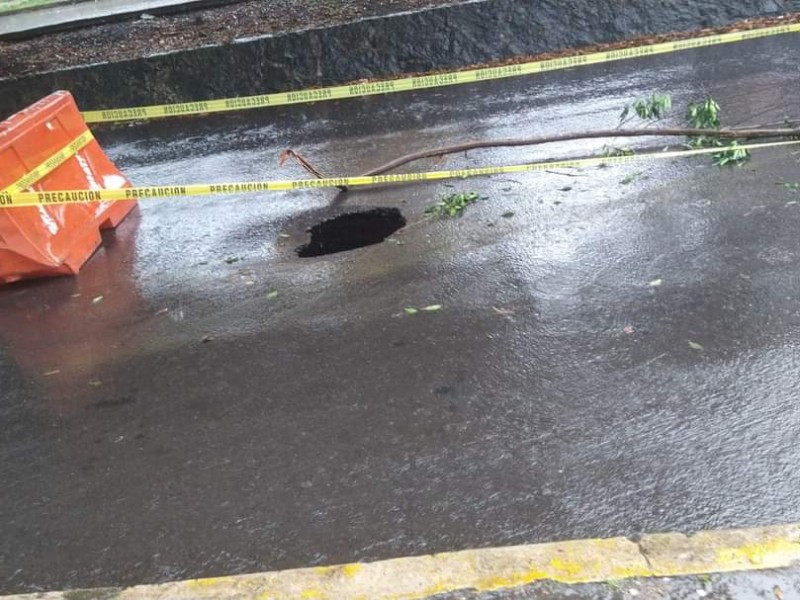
[1,0,797,119]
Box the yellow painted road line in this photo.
[4,523,800,599]
[80,22,800,123]
[2,139,799,208]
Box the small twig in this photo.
[279,149,348,191]
[641,352,668,368]
[732,118,800,130]
[545,169,585,177]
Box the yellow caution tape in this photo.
[80,22,800,124]
[2,139,799,208]
[0,130,95,196]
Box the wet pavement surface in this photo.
[2,35,800,594]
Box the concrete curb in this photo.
[0,0,258,40]
[0,0,75,18]
[4,523,800,599]
[1,0,799,120]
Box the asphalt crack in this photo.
[635,539,655,574]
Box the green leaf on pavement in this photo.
[422,305,442,312]
[425,191,480,217]
[621,172,642,185]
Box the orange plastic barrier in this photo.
[0,91,136,284]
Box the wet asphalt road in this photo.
[2,35,800,594]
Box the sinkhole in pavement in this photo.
[296,208,407,257]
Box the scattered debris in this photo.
[405,305,442,314]
[280,149,348,191]
[88,379,102,387]
[774,585,784,600]
[155,308,169,316]
[267,290,279,299]
[545,170,584,178]
[648,278,663,287]
[623,325,635,334]
[621,172,643,185]
[743,205,767,217]
[559,186,573,192]
[224,257,241,264]
[688,340,705,352]
[501,211,515,218]
[201,335,215,343]
[713,140,750,166]
[642,352,668,367]
[492,306,515,316]
[602,146,635,157]
[425,192,480,217]
[283,110,795,189]
[92,295,104,304]
[42,369,61,376]
[687,98,752,167]
[620,93,672,125]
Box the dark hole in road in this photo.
[296,208,406,257]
